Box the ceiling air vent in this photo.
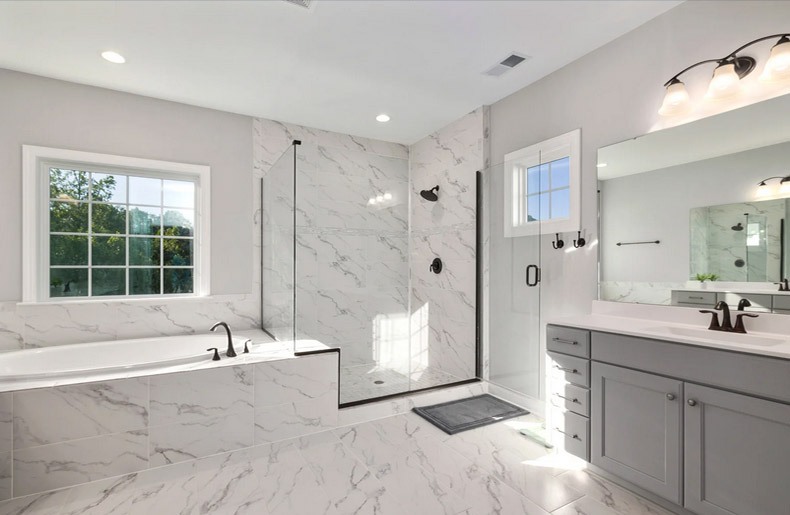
[483,52,531,77]
[281,0,314,9]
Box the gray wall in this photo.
[0,69,253,299]
[486,1,790,402]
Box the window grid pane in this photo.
[48,166,196,299]
[522,156,572,223]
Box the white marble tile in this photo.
[458,474,552,515]
[149,410,254,467]
[557,470,675,515]
[248,440,334,515]
[0,302,24,352]
[0,489,71,515]
[188,451,270,515]
[254,392,338,444]
[552,496,622,515]
[13,378,148,450]
[0,451,11,501]
[13,429,148,496]
[0,393,12,453]
[149,365,253,426]
[254,353,337,408]
[58,460,197,515]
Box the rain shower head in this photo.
[732,222,744,231]
[420,185,439,202]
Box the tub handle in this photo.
[207,348,221,361]
[243,339,251,354]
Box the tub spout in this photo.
[210,321,237,358]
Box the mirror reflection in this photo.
[598,93,790,311]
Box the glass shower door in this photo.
[486,155,543,401]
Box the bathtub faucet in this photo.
[210,321,237,358]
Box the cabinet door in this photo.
[591,362,683,503]
[685,383,790,515]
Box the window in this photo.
[23,146,210,302]
[504,129,580,237]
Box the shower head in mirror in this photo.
[731,222,744,231]
[420,185,439,202]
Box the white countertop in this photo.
[550,301,790,360]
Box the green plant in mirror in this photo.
[695,273,720,283]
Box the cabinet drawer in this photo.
[673,290,716,306]
[548,351,590,388]
[551,408,589,461]
[718,292,772,312]
[550,381,590,417]
[771,295,790,311]
[547,325,590,358]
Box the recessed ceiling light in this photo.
[596,163,608,168]
[376,114,390,123]
[101,51,126,64]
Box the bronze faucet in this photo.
[210,321,237,358]
[700,301,758,334]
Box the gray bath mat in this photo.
[413,394,529,435]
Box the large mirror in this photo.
[598,93,790,311]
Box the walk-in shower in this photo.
[261,141,479,405]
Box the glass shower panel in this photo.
[292,143,412,404]
[487,157,542,400]
[261,143,296,345]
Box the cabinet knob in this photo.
[666,393,675,401]
[687,399,697,407]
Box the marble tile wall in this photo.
[254,118,411,371]
[4,352,338,500]
[408,108,488,382]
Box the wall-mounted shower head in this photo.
[420,185,439,202]
[732,222,744,231]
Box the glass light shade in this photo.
[755,182,771,197]
[658,80,690,116]
[705,62,741,100]
[760,38,790,82]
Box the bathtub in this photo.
[0,332,323,392]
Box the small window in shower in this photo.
[746,222,762,247]
[504,129,580,237]
[22,146,210,302]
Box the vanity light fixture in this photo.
[755,175,790,197]
[101,50,126,64]
[659,33,790,116]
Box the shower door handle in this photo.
[526,264,540,287]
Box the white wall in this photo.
[0,69,253,299]
[487,1,790,402]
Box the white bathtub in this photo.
[0,332,323,391]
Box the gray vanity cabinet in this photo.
[591,362,683,504]
[684,383,790,515]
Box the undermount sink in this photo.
[644,326,787,347]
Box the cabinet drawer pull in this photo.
[552,337,578,345]
[554,393,580,404]
[688,296,705,300]
[687,399,698,407]
[555,427,581,440]
[553,366,579,374]
[666,393,675,401]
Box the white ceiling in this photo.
[0,0,681,145]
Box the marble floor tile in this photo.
[556,470,675,515]
[552,496,623,515]
[0,412,674,515]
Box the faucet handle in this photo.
[243,339,251,354]
[733,313,759,334]
[207,348,221,361]
[699,310,721,331]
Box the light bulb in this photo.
[756,182,771,198]
[383,192,392,200]
[658,79,690,116]
[760,36,790,82]
[101,51,126,64]
[376,114,390,123]
[780,178,790,195]
[376,195,384,202]
[368,198,376,205]
[705,62,740,100]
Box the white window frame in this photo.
[503,129,581,237]
[22,145,211,302]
